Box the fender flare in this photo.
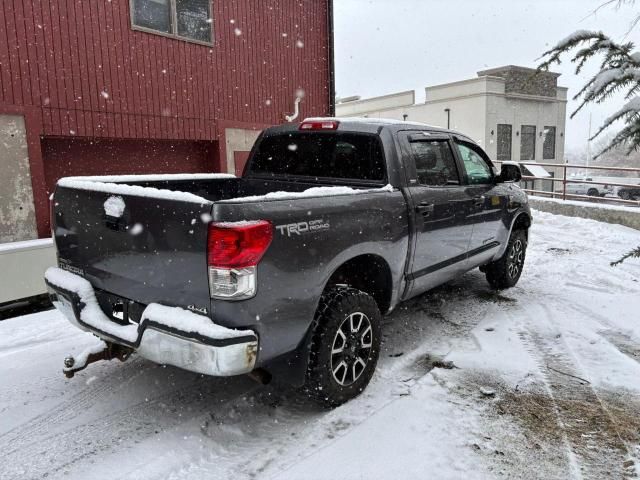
[494,210,532,259]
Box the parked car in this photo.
[617,185,640,200]
[45,118,531,407]
[565,177,613,197]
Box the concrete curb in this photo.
[529,196,640,231]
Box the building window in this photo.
[131,0,212,45]
[496,124,512,161]
[543,126,556,160]
[520,125,536,161]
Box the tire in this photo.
[620,190,631,200]
[485,229,528,289]
[303,286,382,408]
[587,188,599,197]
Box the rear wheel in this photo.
[303,286,382,408]
[620,190,632,200]
[587,188,599,197]
[485,229,527,289]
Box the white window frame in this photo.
[130,0,213,46]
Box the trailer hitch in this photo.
[63,340,133,378]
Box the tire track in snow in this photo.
[598,331,640,363]
[0,369,258,480]
[563,301,640,366]
[517,302,636,479]
[140,281,495,480]
[0,357,150,454]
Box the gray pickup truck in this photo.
[46,118,531,406]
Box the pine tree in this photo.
[538,2,640,265]
[538,23,640,156]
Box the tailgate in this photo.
[52,181,213,314]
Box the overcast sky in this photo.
[333,0,636,153]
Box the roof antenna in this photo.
[285,89,305,122]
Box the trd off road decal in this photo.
[276,219,330,237]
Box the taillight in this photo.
[207,220,273,300]
[299,120,339,130]
[208,220,273,268]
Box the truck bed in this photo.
[51,171,407,365]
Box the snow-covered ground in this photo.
[1,210,639,480]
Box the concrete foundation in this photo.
[0,114,38,243]
[529,196,640,231]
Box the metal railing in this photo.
[493,160,640,207]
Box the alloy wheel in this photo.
[330,312,373,386]
[507,239,525,278]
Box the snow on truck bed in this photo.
[56,174,394,205]
[57,176,217,205]
[220,183,395,203]
[1,210,640,480]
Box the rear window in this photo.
[248,133,386,182]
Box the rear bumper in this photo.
[44,267,258,377]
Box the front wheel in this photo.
[303,286,382,408]
[484,229,528,289]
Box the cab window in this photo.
[455,142,493,185]
[409,140,460,186]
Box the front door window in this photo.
[455,142,493,185]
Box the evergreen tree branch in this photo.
[611,246,640,266]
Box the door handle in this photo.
[415,202,435,216]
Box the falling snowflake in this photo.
[288,144,298,152]
[296,40,304,48]
[265,99,272,106]
[282,32,288,37]
[69,130,76,135]
[161,69,167,74]
[230,19,236,24]
[129,223,144,236]
[206,18,212,24]
[100,91,109,99]
[234,28,242,36]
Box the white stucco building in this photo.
[336,66,568,192]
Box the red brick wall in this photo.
[41,137,217,195]
[1,0,331,140]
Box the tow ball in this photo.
[63,341,133,378]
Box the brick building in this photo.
[0,0,334,241]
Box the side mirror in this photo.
[497,162,522,183]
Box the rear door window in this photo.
[409,140,460,186]
[248,133,386,182]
